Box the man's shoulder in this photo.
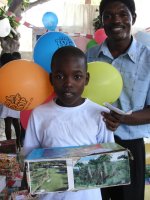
[86,44,101,56]
[135,39,150,56]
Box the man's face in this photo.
[102,1,136,41]
[50,56,89,107]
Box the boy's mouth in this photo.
[63,92,74,98]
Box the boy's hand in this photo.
[102,111,124,131]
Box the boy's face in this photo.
[102,2,136,42]
[50,56,89,107]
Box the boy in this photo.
[23,46,114,200]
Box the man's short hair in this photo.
[99,0,136,17]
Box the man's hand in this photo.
[102,106,150,131]
[102,111,124,131]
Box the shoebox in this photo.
[7,172,23,188]
[11,190,38,200]
[0,139,17,154]
[0,154,21,180]
[0,154,17,169]
[25,143,131,194]
[0,187,8,200]
[0,164,20,179]
[0,176,6,193]
[145,143,150,185]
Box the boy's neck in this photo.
[55,98,86,107]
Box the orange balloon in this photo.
[0,60,53,111]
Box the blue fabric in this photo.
[86,38,150,140]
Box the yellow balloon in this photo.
[82,61,123,105]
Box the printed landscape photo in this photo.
[29,160,68,193]
[73,152,130,189]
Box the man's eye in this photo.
[120,12,129,17]
[103,14,111,20]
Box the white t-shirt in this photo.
[23,99,114,200]
[0,104,20,119]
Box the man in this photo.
[86,0,150,200]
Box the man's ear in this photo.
[85,72,90,85]
[49,73,53,85]
[132,13,137,25]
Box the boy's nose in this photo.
[64,77,73,87]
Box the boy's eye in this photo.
[55,74,64,80]
[74,74,82,80]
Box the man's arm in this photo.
[102,106,150,131]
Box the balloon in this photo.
[20,92,56,129]
[42,12,58,31]
[0,18,11,37]
[0,60,54,111]
[33,31,75,73]
[74,37,89,52]
[94,28,107,44]
[0,0,7,8]
[20,109,32,130]
[82,62,123,105]
[86,39,98,49]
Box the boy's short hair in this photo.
[99,0,136,17]
[51,46,87,71]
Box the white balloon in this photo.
[0,18,11,37]
[0,0,7,8]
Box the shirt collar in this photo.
[97,37,137,63]
[126,37,137,63]
[96,40,113,59]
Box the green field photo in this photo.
[29,160,68,193]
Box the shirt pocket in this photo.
[132,78,148,109]
[121,72,148,110]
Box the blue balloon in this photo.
[42,12,58,31]
[33,31,76,73]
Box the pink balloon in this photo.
[94,28,107,44]
[20,109,32,130]
[74,37,90,52]
[20,92,56,129]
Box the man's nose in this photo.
[112,14,121,23]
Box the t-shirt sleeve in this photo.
[23,111,40,157]
[96,115,114,143]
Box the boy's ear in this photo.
[49,73,53,85]
[85,72,90,85]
